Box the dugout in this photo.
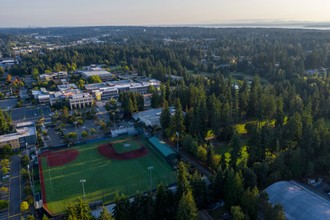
[148,137,177,163]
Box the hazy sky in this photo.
[1,0,330,27]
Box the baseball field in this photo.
[38,135,176,215]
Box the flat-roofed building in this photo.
[129,83,149,94]
[0,126,37,149]
[80,70,113,81]
[69,93,93,110]
[84,83,108,92]
[99,87,118,100]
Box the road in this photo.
[8,155,21,220]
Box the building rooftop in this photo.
[149,137,177,158]
[16,121,35,128]
[265,181,330,220]
[57,84,78,92]
[84,83,108,91]
[0,126,36,143]
[69,93,92,99]
[0,99,17,110]
[80,70,113,78]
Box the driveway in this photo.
[8,155,21,220]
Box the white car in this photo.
[2,175,9,180]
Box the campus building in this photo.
[69,93,93,110]
[39,71,68,81]
[0,122,37,149]
[84,77,161,100]
[84,83,118,101]
[78,65,113,81]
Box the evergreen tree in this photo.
[160,100,171,130]
[176,162,190,198]
[66,198,92,220]
[170,99,185,137]
[155,184,168,220]
[241,187,259,219]
[223,168,244,208]
[231,206,245,220]
[113,194,131,220]
[176,190,198,220]
[99,206,114,220]
[211,167,225,200]
[190,170,208,209]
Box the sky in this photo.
[1,0,330,27]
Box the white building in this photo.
[98,87,118,100]
[31,89,50,104]
[69,93,93,110]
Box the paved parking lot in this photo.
[0,99,17,111]
[47,128,63,147]
[10,105,51,124]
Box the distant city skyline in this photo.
[1,0,330,27]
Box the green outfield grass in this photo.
[112,139,142,153]
[39,136,176,215]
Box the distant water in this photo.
[191,24,330,31]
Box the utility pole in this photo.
[147,166,153,192]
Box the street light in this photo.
[80,179,86,198]
[147,166,153,192]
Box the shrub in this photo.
[0,200,8,209]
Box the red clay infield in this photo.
[98,143,148,160]
[42,149,79,167]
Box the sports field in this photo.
[38,135,176,215]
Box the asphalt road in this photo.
[8,155,21,220]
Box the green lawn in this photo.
[213,137,248,155]
[39,136,176,215]
[213,143,233,155]
[112,139,142,153]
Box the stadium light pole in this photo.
[147,166,153,193]
[80,179,86,198]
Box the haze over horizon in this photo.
[1,0,330,27]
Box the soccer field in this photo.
[39,136,176,215]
